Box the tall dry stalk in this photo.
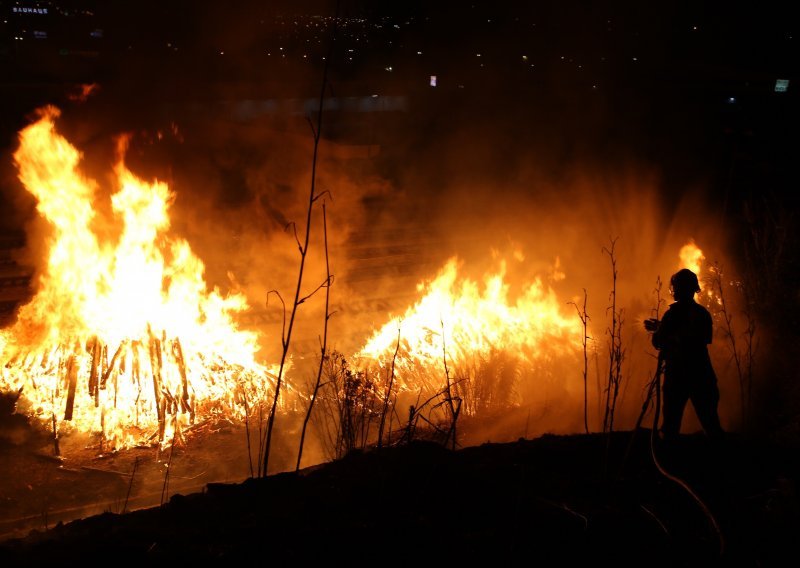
[259,5,339,477]
[440,319,462,450]
[242,389,254,478]
[709,261,753,428]
[122,457,139,514]
[296,202,334,472]
[377,327,401,449]
[602,238,625,433]
[569,289,590,434]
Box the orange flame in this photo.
[678,240,705,276]
[356,256,581,412]
[0,107,274,449]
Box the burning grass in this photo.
[0,107,277,451]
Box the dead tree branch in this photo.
[296,201,334,472]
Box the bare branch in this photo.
[568,288,590,434]
[306,115,317,139]
[284,221,303,255]
[312,189,333,203]
[266,290,287,349]
[297,275,334,306]
[295,198,334,471]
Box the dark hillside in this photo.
[1,431,797,566]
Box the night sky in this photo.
[1,1,797,209]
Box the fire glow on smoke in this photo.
[0,107,710,450]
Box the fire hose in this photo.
[645,351,725,557]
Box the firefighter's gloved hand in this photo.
[644,318,660,332]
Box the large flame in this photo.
[0,107,273,449]
[356,256,581,414]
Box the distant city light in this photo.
[728,97,736,103]
[430,75,437,87]
[775,79,790,93]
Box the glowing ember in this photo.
[356,256,581,413]
[0,107,274,449]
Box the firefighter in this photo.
[645,268,724,441]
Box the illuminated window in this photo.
[430,75,437,87]
[775,79,790,93]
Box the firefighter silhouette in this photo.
[645,269,724,440]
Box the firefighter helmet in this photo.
[670,268,701,296]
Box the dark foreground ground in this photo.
[0,430,797,567]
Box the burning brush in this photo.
[0,107,278,451]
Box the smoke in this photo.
[3,0,790,474]
[351,152,741,440]
[5,71,739,449]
